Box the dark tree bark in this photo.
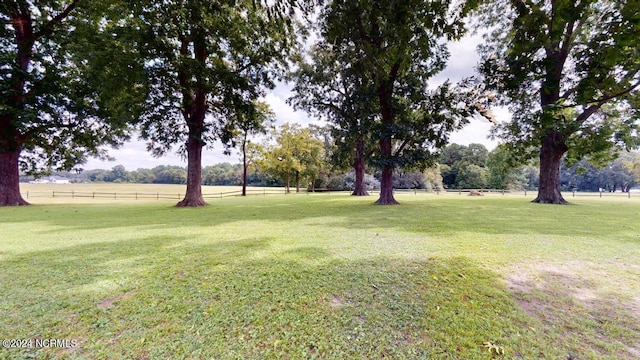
[0,150,29,206]
[177,135,206,207]
[376,164,397,205]
[295,171,300,193]
[352,137,369,196]
[375,78,399,205]
[533,132,568,204]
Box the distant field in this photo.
[18,183,640,204]
[19,183,288,204]
[1,193,639,359]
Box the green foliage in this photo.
[561,153,640,192]
[486,144,528,190]
[221,101,274,157]
[440,143,489,189]
[288,42,377,171]
[0,0,145,173]
[125,0,299,156]
[423,165,444,191]
[456,162,487,189]
[315,0,486,180]
[260,124,325,191]
[478,0,640,164]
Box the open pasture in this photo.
[1,189,639,359]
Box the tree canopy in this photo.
[259,123,325,193]
[128,0,300,206]
[478,0,640,203]
[289,42,377,196]
[315,0,485,205]
[0,1,145,206]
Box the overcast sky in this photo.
[83,34,505,170]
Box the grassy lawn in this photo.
[1,190,639,359]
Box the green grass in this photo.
[1,192,639,359]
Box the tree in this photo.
[561,156,638,192]
[478,0,640,204]
[0,1,144,206]
[289,43,377,196]
[423,165,444,191]
[456,162,487,189]
[129,0,299,207]
[320,0,486,205]
[439,143,489,188]
[621,151,640,186]
[486,144,528,190]
[261,124,325,193]
[222,101,274,196]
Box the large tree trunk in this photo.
[375,91,398,205]
[533,132,568,204]
[376,165,397,205]
[375,71,399,205]
[176,30,207,207]
[0,150,29,206]
[352,137,369,196]
[177,137,206,207]
[1,10,32,207]
[375,138,398,205]
[295,171,300,193]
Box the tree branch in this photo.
[35,0,80,38]
[590,77,640,105]
[560,74,640,108]
[574,77,640,124]
[394,138,411,158]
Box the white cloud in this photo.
[264,82,328,128]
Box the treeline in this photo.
[440,144,640,192]
[22,144,640,193]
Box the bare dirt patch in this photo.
[330,295,345,308]
[98,290,138,309]
[505,261,640,359]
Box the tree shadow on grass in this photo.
[2,197,638,243]
[1,233,638,359]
